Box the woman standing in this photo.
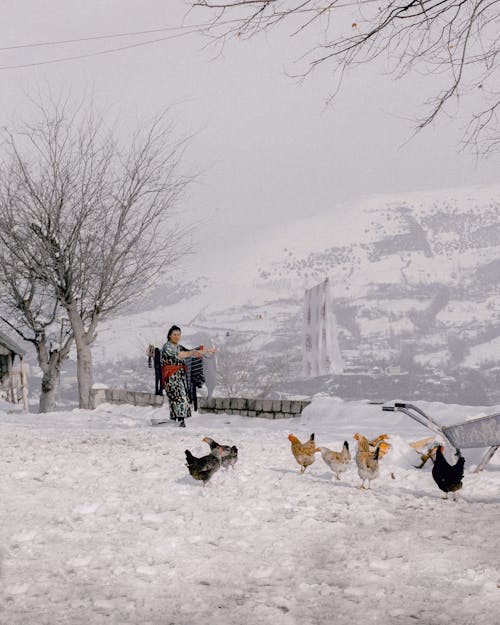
[161,325,214,427]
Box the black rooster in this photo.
[185,448,222,484]
[202,437,238,469]
[432,445,465,500]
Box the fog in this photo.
[0,0,499,245]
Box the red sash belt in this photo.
[161,364,187,387]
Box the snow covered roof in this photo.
[0,329,25,357]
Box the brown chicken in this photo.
[317,441,351,479]
[416,445,438,468]
[409,437,437,468]
[288,433,317,473]
[368,433,391,457]
[354,433,381,489]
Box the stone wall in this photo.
[198,397,310,419]
[91,388,164,409]
[91,389,310,418]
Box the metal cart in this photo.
[382,402,500,472]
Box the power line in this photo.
[0,29,201,71]
[0,23,208,52]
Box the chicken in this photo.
[414,446,437,469]
[409,436,435,452]
[185,448,222,484]
[368,433,391,458]
[202,437,238,469]
[288,433,317,473]
[317,441,351,479]
[409,437,436,468]
[354,433,381,489]
[431,445,465,500]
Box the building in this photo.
[0,330,28,410]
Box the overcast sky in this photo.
[1,0,499,247]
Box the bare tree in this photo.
[192,0,500,152]
[216,343,254,397]
[0,270,73,412]
[216,340,297,397]
[0,96,192,409]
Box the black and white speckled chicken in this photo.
[185,448,222,484]
[202,437,238,469]
[431,445,465,500]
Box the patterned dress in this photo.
[161,341,192,422]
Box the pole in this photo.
[20,356,28,412]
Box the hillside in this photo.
[29,185,500,406]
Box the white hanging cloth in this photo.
[303,278,344,377]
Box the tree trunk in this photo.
[67,300,95,409]
[38,351,63,413]
[76,342,93,409]
[39,374,58,412]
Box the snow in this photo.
[1,397,499,624]
[465,336,500,368]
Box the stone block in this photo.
[111,389,121,401]
[231,398,247,410]
[134,394,146,406]
[272,400,282,412]
[281,400,291,413]
[154,395,164,406]
[290,401,302,414]
[247,410,256,417]
[301,401,311,412]
[215,398,225,410]
[247,399,256,411]
[201,397,216,410]
[222,398,231,410]
[91,389,106,409]
[126,391,135,405]
[259,412,274,419]
[262,399,273,412]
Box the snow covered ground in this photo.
[1,397,499,625]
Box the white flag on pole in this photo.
[303,278,344,377]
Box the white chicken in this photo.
[317,441,351,480]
